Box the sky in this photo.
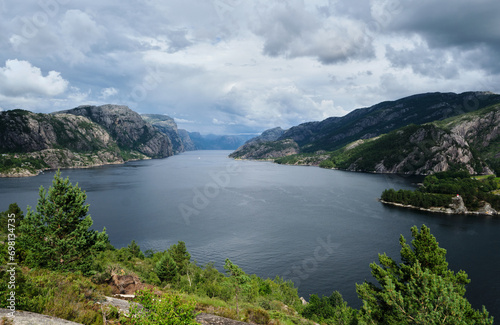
[1,0,499,134]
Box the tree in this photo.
[302,291,357,325]
[155,253,178,283]
[127,240,145,259]
[168,241,191,274]
[356,225,493,324]
[18,171,108,274]
[224,258,250,317]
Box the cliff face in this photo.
[141,114,185,154]
[58,105,173,158]
[178,129,196,151]
[335,104,500,175]
[0,109,125,176]
[0,105,175,177]
[0,110,118,153]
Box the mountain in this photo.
[141,114,184,154]
[187,132,254,150]
[322,103,500,175]
[228,127,299,159]
[0,105,173,177]
[178,129,196,151]
[58,105,173,158]
[231,92,500,159]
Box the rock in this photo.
[450,195,467,214]
[196,313,252,325]
[108,273,145,295]
[142,114,185,154]
[0,308,83,324]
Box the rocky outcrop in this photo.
[142,114,185,154]
[57,105,173,158]
[230,139,299,159]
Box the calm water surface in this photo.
[1,151,499,318]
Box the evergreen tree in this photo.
[155,253,178,283]
[356,225,493,324]
[224,258,250,317]
[168,241,191,274]
[18,171,108,274]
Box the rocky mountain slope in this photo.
[0,105,174,177]
[58,105,173,158]
[231,92,500,159]
[142,114,185,154]
[318,103,500,175]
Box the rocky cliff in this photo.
[141,114,184,154]
[329,103,500,175]
[58,105,173,158]
[0,105,174,177]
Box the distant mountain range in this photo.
[231,91,500,175]
[0,105,251,177]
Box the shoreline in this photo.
[379,199,498,216]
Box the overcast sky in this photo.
[1,0,499,134]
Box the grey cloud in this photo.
[254,2,374,64]
[389,0,500,50]
[385,45,459,79]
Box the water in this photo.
[1,150,499,319]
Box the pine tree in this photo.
[155,253,178,283]
[168,241,191,274]
[18,171,108,274]
[356,225,493,324]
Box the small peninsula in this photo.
[380,170,500,216]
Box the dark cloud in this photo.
[390,0,500,49]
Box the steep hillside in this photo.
[231,92,500,159]
[323,103,500,175]
[142,114,184,154]
[58,105,173,158]
[0,109,124,176]
[0,105,175,177]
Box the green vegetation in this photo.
[18,171,109,274]
[0,173,494,324]
[356,225,493,324]
[0,154,48,174]
[381,170,500,211]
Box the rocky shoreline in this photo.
[379,198,498,216]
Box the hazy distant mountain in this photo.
[187,132,254,150]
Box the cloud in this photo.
[254,1,374,64]
[385,43,459,79]
[0,59,68,97]
[100,87,118,99]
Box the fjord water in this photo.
[1,150,499,318]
